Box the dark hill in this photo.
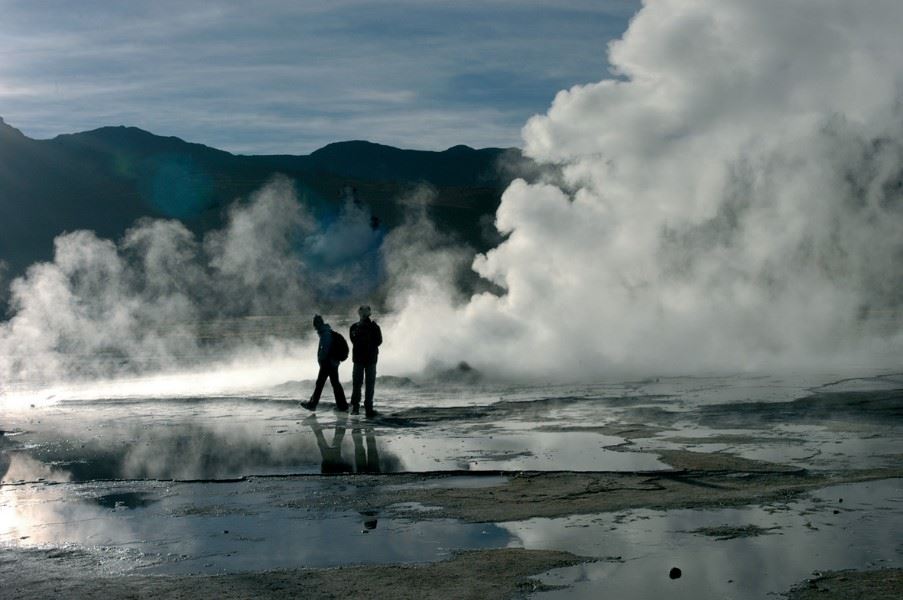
[0,117,531,303]
[304,140,506,185]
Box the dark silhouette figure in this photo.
[301,314,348,412]
[306,415,353,473]
[349,305,382,418]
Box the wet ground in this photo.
[1,371,902,598]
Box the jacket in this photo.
[349,318,382,365]
[316,324,336,366]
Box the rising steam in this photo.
[2,0,903,396]
[0,178,388,390]
[383,0,903,377]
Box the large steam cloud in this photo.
[3,0,903,395]
[387,0,903,377]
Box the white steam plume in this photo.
[384,0,903,377]
[0,177,382,391]
[204,177,317,316]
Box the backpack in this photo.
[330,331,349,362]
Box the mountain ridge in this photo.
[0,117,530,307]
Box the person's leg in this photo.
[351,363,364,411]
[309,364,329,407]
[365,428,380,472]
[364,362,377,414]
[332,415,347,445]
[351,428,366,472]
[328,364,348,410]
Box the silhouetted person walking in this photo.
[301,314,348,412]
[349,305,382,418]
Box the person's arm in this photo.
[350,322,358,343]
[318,330,332,363]
[374,323,382,347]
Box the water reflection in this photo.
[0,478,511,574]
[506,479,903,600]
[352,426,382,474]
[309,415,353,473]
[3,422,326,482]
[5,374,896,482]
[0,434,9,482]
[306,415,401,474]
[5,414,664,481]
[360,510,379,532]
[1,452,71,484]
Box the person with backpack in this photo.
[349,305,382,418]
[301,314,349,412]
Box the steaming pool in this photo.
[1,372,901,598]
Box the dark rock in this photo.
[669,567,682,579]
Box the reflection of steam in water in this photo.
[116,423,323,480]
[0,439,71,485]
[306,415,401,474]
[3,422,327,482]
[5,455,71,484]
[3,417,404,483]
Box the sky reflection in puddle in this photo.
[0,478,512,575]
[2,474,899,592]
[0,375,900,593]
[507,479,903,599]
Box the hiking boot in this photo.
[365,409,379,419]
[299,401,316,412]
[350,405,360,415]
[334,405,349,413]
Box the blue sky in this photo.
[0,0,638,154]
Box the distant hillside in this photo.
[0,117,531,303]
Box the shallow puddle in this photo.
[0,478,513,575]
[1,397,668,482]
[1,374,901,595]
[509,479,903,599]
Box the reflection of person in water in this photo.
[307,415,353,474]
[351,425,381,473]
[359,510,379,532]
[307,416,402,475]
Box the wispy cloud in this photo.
[0,0,637,152]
